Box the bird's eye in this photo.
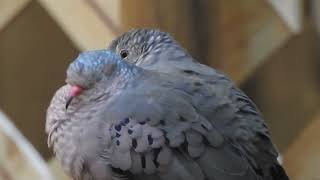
[120,49,129,59]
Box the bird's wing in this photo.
[102,73,259,180]
[138,52,288,179]
[227,84,288,180]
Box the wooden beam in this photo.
[48,159,70,180]
[0,1,79,158]
[92,0,121,28]
[242,23,320,152]
[0,110,53,180]
[207,0,303,84]
[311,0,320,35]
[0,0,31,32]
[267,0,303,33]
[283,112,320,179]
[37,0,121,50]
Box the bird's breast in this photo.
[51,106,112,177]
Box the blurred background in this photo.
[0,0,319,179]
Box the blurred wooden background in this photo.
[0,0,319,179]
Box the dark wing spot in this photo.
[194,82,203,86]
[147,135,153,145]
[121,118,130,126]
[193,88,201,93]
[205,80,216,85]
[179,116,187,122]
[141,155,146,169]
[132,139,138,149]
[111,167,130,178]
[115,124,122,131]
[182,70,200,75]
[153,148,161,168]
[159,119,166,125]
[201,124,209,131]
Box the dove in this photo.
[46,30,289,180]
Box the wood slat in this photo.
[311,0,320,35]
[0,110,53,180]
[37,0,120,50]
[284,112,320,179]
[0,1,79,158]
[207,0,301,84]
[242,22,320,152]
[48,158,70,180]
[0,0,31,32]
[267,0,303,33]
[92,0,121,28]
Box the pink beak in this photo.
[66,85,83,109]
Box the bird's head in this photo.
[108,29,182,65]
[65,50,122,109]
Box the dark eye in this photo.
[120,49,129,59]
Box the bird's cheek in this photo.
[103,64,116,77]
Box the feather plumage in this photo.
[46,29,289,180]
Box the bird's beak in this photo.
[66,85,83,109]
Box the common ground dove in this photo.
[46,29,289,180]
